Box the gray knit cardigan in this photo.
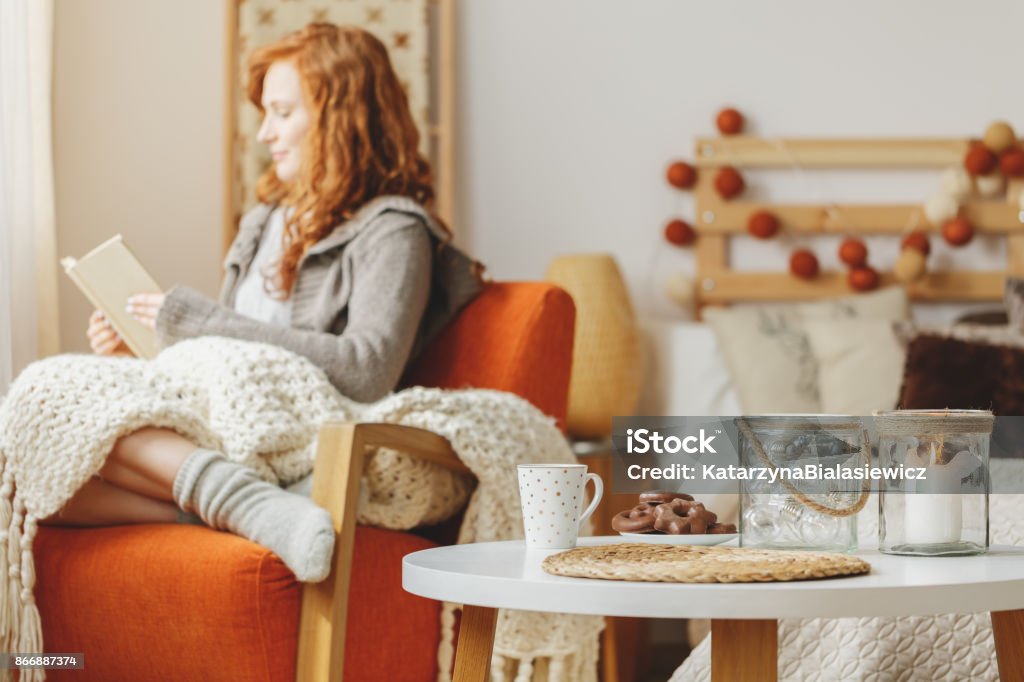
[154,196,483,402]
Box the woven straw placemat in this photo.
[542,543,870,583]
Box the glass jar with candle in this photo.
[876,409,992,556]
[736,416,870,553]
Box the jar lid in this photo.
[874,409,994,436]
[737,414,864,432]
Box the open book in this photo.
[61,234,163,359]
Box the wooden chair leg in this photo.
[454,605,498,682]
[711,619,777,682]
[601,617,620,682]
[296,422,469,682]
[992,609,1024,681]
[296,423,363,682]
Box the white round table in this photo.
[403,537,1024,681]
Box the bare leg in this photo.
[38,426,336,581]
[42,427,197,526]
[98,427,197,501]
[41,476,178,527]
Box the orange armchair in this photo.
[34,282,575,681]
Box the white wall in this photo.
[53,0,225,352]
[457,0,1024,321]
[50,0,1024,351]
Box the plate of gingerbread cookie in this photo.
[612,491,738,545]
[618,531,738,545]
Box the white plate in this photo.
[618,532,738,546]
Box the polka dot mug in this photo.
[517,464,604,549]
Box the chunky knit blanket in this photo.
[0,337,603,682]
[671,459,1024,681]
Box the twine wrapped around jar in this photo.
[546,254,642,439]
[874,410,994,437]
[736,417,871,518]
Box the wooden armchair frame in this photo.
[295,422,481,681]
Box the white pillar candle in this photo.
[904,491,962,544]
[903,445,978,546]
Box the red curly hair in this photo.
[246,23,440,297]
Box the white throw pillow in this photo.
[805,318,905,415]
[704,287,909,414]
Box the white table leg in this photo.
[711,619,778,682]
[454,605,498,682]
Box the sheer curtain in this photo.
[0,0,59,394]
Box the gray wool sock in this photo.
[172,448,336,582]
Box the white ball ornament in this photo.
[940,166,973,202]
[923,193,960,226]
[975,172,1005,198]
[664,273,695,307]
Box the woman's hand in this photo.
[127,293,166,329]
[87,310,133,356]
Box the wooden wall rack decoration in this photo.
[692,137,1024,311]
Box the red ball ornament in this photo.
[964,144,997,176]
[714,166,745,200]
[848,266,879,292]
[664,219,696,247]
[789,249,819,280]
[942,217,975,247]
[1000,148,1024,178]
[901,230,931,257]
[747,210,780,239]
[666,161,697,189]
[716,108,744,135]
[838,238,868,267]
